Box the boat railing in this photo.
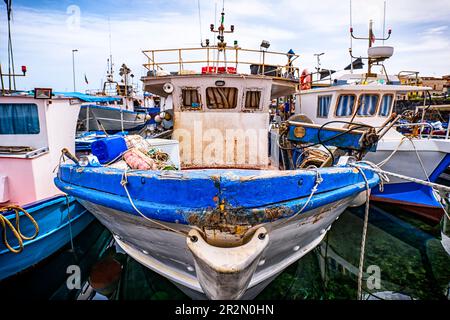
[395,122,450,140]
[142,46,300,81]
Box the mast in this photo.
[350,19,392,79]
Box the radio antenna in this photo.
[349,0,353,74]
[382,1,387,45]
[197,0,203,45]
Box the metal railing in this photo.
[142,46,300,80]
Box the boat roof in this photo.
[297,84,432,95]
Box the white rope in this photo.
[352,161,450,221]
[350,162,450,193]
[355,166,371,300]
[120,170,189,238]
[282,167,323,224]
[376,136,407,168]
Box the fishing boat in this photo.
[55,10,382,300]
[294,20,450,223]
[0,1,95,281]
[77,62,150,133]
[0,90,95,281]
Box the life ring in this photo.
[300,69,312,90]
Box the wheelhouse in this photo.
[295,85,428,129]
[0,94,82,205]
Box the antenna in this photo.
[108,17,113,78]
[382,1,386,45]
[197,0,203,46]
[349,0,353,74]
[314,52,325,73]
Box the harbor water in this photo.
[1,202,448,300]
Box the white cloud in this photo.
[0,0,449,92]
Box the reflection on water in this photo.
[1,205,449,300]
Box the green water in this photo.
[1,205,449,300]
[98,205,450,300]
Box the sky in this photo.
[0,0,449,92]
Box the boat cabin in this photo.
[0,92,82,205]
[141,46,300,169]
[295,84,431,130]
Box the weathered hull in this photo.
[77,197,351,299]
[54,164,379,299]
[78,105,148,132]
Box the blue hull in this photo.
[0,196,94,281]
[55,165,379,225]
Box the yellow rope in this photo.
[0,214,23,253]
[0,205,39,254]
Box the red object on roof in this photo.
[201,66,237,74]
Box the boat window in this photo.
[244,90,261,109]
[181,88,202,109]
[335,94,356,117]
[317,95,332,118]
[0,103,40,135]
[379,94,393,117]
[206,87,238,109]
[356,94,379,116]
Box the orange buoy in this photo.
[88,256,123,297]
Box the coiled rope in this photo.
[0,205,39,253]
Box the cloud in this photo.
[0,0,449,92]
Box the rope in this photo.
[0,205,39,254]
[120,170,190,238]
[0,214,23,253]
[354,166,370,300]
[376,136,407,167]
[350,162,450,193]
[351,161,450,221]
[280,167,323,225]
[64,195,76,254]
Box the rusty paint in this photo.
[263,206,293,220]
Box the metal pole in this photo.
[72,49,78,91]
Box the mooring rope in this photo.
[351,161,450,221]
[354,167,371,300]
[0,205,39,254]
[120,169,191,239]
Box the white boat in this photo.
[294,20,450,223]
[55,11,382,300]
[77,63,150,133]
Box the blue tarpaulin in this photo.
[53,92,122,103]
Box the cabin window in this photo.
[206,87,238,109]
[356,94,379,116]
[379,94,393,116]
[335,94,356,117]
[244,90,261,109]
[317,95,332,118]
[181,88,202,109]
[0,103,40,135]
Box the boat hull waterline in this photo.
[55,164,379,299]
